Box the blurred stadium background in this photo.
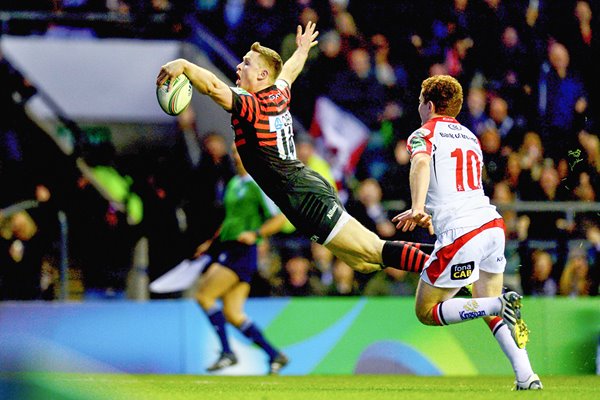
[0,0,599,384]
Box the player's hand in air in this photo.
[296,20,319,53]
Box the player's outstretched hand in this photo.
[392,209,434,235]
[156,59,187,91]
[296,20,319,52]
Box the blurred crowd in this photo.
[1,0,599,300]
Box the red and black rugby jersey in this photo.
[229,79,304,193]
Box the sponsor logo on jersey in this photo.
[268,110,292,132]
[448,123,462,130]
[413,128,430,138]
[459,299,486,320]
[497,256,504,262]
[410,137,427,150]
[450,261,474,280]
[274,117,283,130]
[231,87,251,96]
[327,203,339,219]
[269,93,282,101]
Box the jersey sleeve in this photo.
[407,127,434,158]
[275,79,291,101]
[230,86,260,124]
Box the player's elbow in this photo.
[412,154,430,168]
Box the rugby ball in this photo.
[156,74,193,116]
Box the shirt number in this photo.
[450,148,482,191]
[277,125,296,160]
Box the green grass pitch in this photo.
[1,373,599,400]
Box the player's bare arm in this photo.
[156,58,232,111]
[277,21,318,86]
[394,153,433,233]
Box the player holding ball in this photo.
[156,22,432,286]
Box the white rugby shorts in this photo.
[421,218,506,288]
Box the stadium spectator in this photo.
[325,259,360,296]
[552,0,598,132]
[487,25,538,119]
[517,215,558,296]
[534,41,589,162]
[182,132,235,258]
[479,126,507,192]
[273,255,326,297]
[136,111,198,298]
[69,140,141,300]
[0,210,48,300]
[559,247,593,296]
[194,145,289,374]
[345,178,396,240]
[442,32,475,86]
[572,129,600,203]
[226,0,289,57]
[345,178,397,289]
[299,30,345,128]
[468,0,522,82]
[584,223,600,296]
[491,180,518,240]
[394,75,542,390]
[482,95,527,152]
[325,46,386,131]
[279,5,321,127]
[520,161,572,240]
[362,267,418,296]
[369,32,417,145]
[379,138,412,207]
[458,86,488,136]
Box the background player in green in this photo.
[156,21,430,279]
[194,145,288,374]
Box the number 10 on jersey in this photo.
[450,148,482,191]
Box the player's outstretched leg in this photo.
[499,291,530,349]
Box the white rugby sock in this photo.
[489,317,534,381]
[433,297,501,325]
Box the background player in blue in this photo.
[156,21,430,279]
[195,145,288,374]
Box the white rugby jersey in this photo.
[407,116,501,235]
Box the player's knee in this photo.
[196,292,214,310]
[415,306,437,326]
[223,308,244,326]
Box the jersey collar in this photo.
[430,116,459,124]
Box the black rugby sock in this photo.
[394,240,434,254]
[382,241,431,273]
